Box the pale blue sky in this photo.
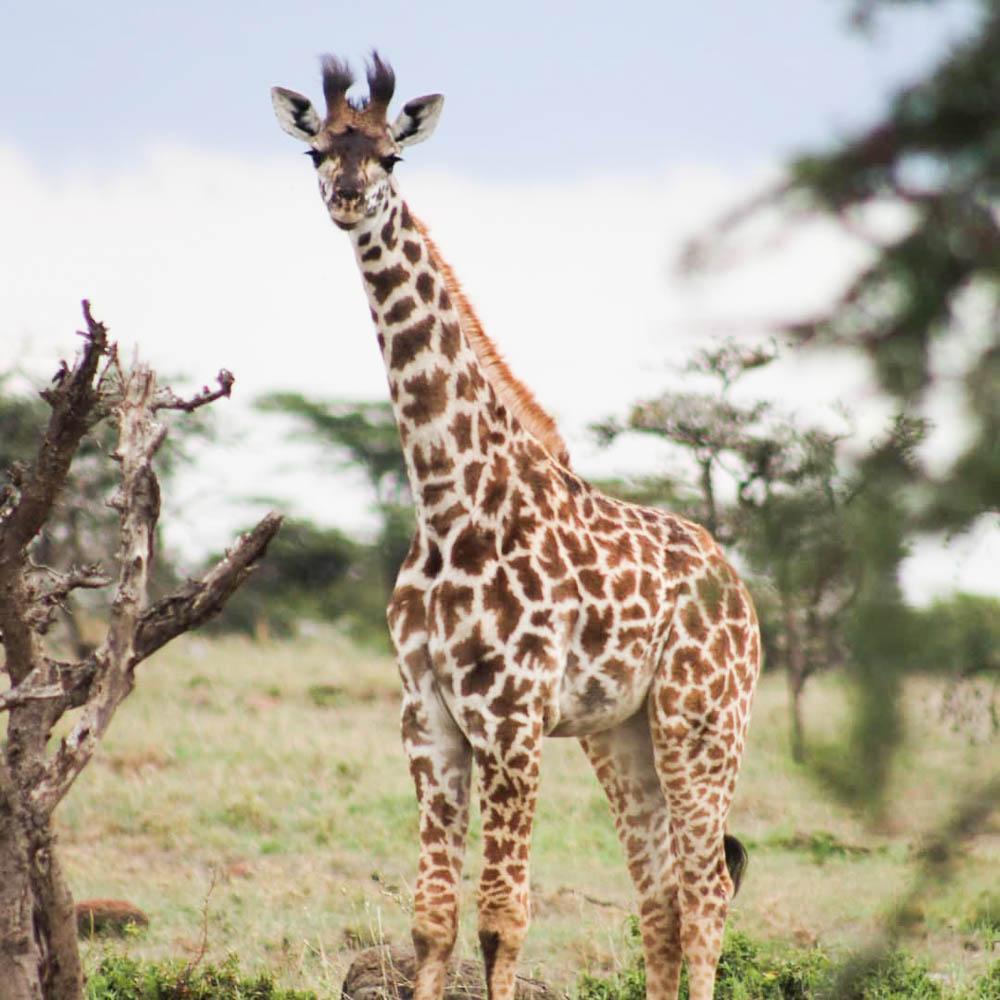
[1,0,978,178]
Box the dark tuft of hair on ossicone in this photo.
[320,54,355,113]
[366,50,396,112]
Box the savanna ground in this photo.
[46,630,999,996]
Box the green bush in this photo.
[840,949,944,1000]
[85,953,317,1000]
[577,923,830,1000]
[576,919,1000,1000]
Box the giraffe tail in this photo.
[723,833,749,898]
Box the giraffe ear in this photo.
[271,86,322,141]
[391,94,444,148]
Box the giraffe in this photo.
[271,53,760,1000]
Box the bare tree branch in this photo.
[25,358,278,817]
[134,511,282,660]
[0,682,64,712]
[0,303,112,688]
[18,563,111,637]
[153,369,235,413]
[0,301,282,998]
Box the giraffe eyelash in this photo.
[305,149,326,168]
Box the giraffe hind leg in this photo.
[580,711,684,1000]
[647,695,751,1000]
[646,572,759,1000]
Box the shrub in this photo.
[85,954,317,1000]
[576,922,830,1000]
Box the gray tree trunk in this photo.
[0,772,45,1000]
[783,600,808,764]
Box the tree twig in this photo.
[153,370,235,413]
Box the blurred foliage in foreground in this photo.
[682,0,1000,807]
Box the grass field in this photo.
[50,630,999,996]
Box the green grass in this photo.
[85,953,317,999]
[577,919,1000,999]
[47,630,1000,995]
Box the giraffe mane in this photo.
[411,215,571,468]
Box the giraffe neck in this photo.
[348,194,525,535]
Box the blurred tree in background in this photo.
[205,517,365,640]
[913,591,1000,678]
[256,393,414,602]
[208,395,413,646]
[594,343,922,762]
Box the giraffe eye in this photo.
[305,149,325,168]
[380,154,403,173]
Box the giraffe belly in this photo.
[547,655,657,737]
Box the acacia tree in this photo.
[0,303,281,999]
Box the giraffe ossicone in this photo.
[272,52,760,1000]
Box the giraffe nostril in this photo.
[335,180,363,201]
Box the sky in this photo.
[0,0,981,178]
[1,0,995,602]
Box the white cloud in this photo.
[1,143,996,600]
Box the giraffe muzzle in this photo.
[327,195,365,229]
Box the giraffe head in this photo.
[271,52,443,230]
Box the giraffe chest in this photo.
[419,509,680,740]
[422,582,662,742]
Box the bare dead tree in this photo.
[0,302,282,1000]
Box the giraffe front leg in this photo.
[399,652,474,1000]
[472,727,542,1000]
[580,711,683,1000]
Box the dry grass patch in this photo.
[50,632,999,995]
